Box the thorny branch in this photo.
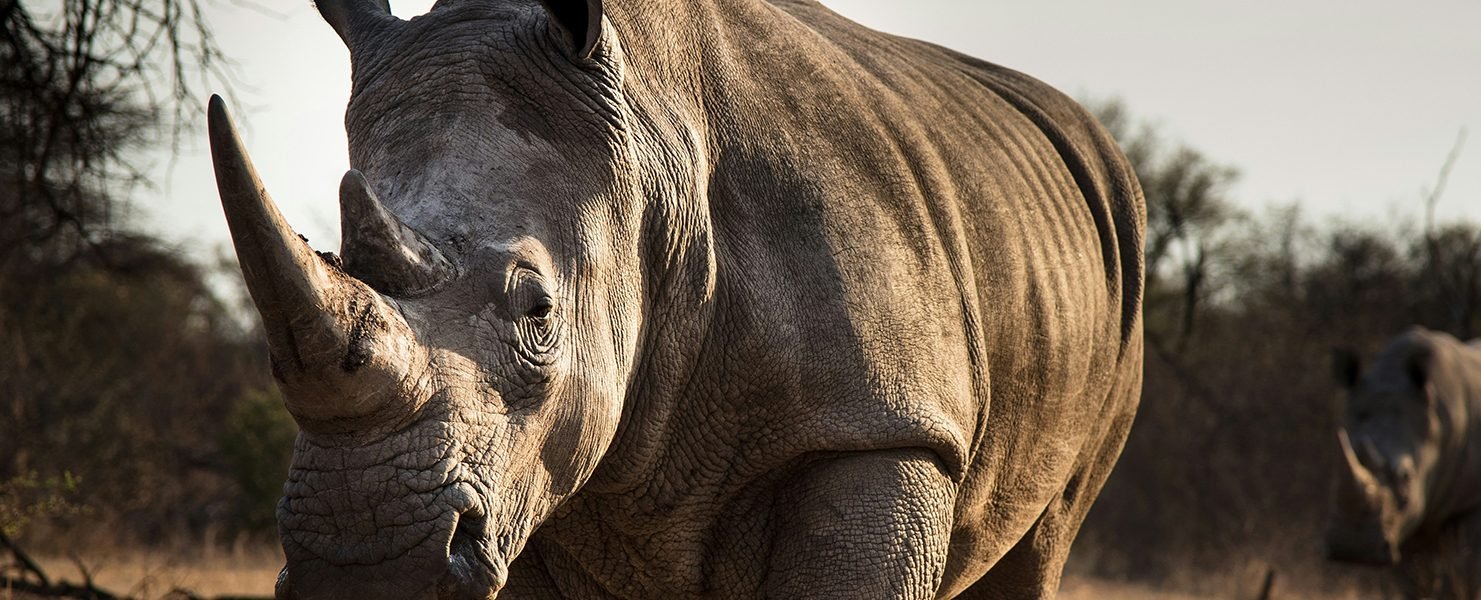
[0,0,241,272]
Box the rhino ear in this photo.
[316,0,394,47]
[1332,348,1361,390]
[538,0,604,59]
[1404,344,1433,390]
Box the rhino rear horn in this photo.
[339,170,454,296]
[209,95,425,427]
[316,0,396,47]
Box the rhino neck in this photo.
[1439,340,1481,518]
[1436,341,1481,520]
[600,2,709,101]
[572,62,719,495]
[602,0,820,132]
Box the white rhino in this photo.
[1326,324,1481,562]
[209,0,1145,598]
[1328,327,1481,565]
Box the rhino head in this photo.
[1325,333,1445,565]
[210,1,671,597]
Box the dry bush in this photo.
[1071,102,1481,598]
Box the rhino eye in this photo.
[518,296,559,360]
[527,297,554,323]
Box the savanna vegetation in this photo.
[2,2,1478,597]
[1,0,291,561]
[1068,102,1479,598]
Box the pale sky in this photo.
[143,0,1481,255]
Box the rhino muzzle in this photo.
[1325,524,1400,565]
[268,422,506,600]
[273,521,505,600]
[272,512,504,600]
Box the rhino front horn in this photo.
[1336,428,1384,509]
[339,170,454,296]
[208,95,425,427]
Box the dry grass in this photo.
[27,545,281,598]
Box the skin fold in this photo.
[210,0,1146,598]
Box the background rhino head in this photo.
[1325,329,1447,564]
[209,0,688,597]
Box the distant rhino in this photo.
[1328,327,1481,565]
[210,0,1145,598]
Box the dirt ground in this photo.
[22,560,1213,600]
[16,550,1400,600]
[27,547,283,599]
[1058,577,1212,599]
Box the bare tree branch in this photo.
[1,0,242,273]
[1423,128,1468,237]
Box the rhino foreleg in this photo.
[763,448,956,599]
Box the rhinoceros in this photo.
[1328,327,1481,565]
[209,0,1145,598]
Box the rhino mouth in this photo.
[264,402,507,600]
[1325,520,1400,565]
[441,508,507,599]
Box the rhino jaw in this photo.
[1325,514,1400,565]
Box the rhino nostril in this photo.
[441,511,503,598]
[450,511,486,556]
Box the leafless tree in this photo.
[1091,99,1240,350]
[0,0,235,274]
[0,1,293,551]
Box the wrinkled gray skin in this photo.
[1328,327,1481,565]
[208,0,1145,598]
